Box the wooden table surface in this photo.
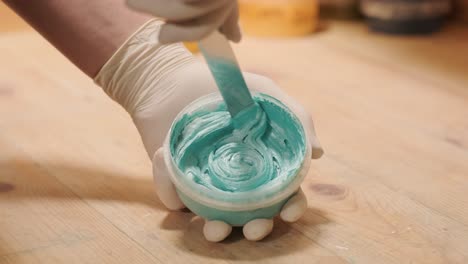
[1,7,468,264]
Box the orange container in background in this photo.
[239,0,319,37]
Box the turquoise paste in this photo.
[170,94,306,205]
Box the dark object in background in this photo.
[360,0,452,34]
[454,0,468,23]
[320,0,361,19]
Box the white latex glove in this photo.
[95,20,323,242]
[126,0,241,44]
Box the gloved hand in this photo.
[95,19,323,242]
[126,0,241,44]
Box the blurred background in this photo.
[3,1,466,47]
[187,0,466,52]
[1,1,28,32]
[236,0,465,36]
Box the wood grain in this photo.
[0,19,467,263]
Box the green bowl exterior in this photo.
[177,189,294,226]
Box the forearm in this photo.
[3,0,151,77]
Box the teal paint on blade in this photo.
[200,51,255,117]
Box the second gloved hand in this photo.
[126,0,241,43]
[95,20,323,241]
